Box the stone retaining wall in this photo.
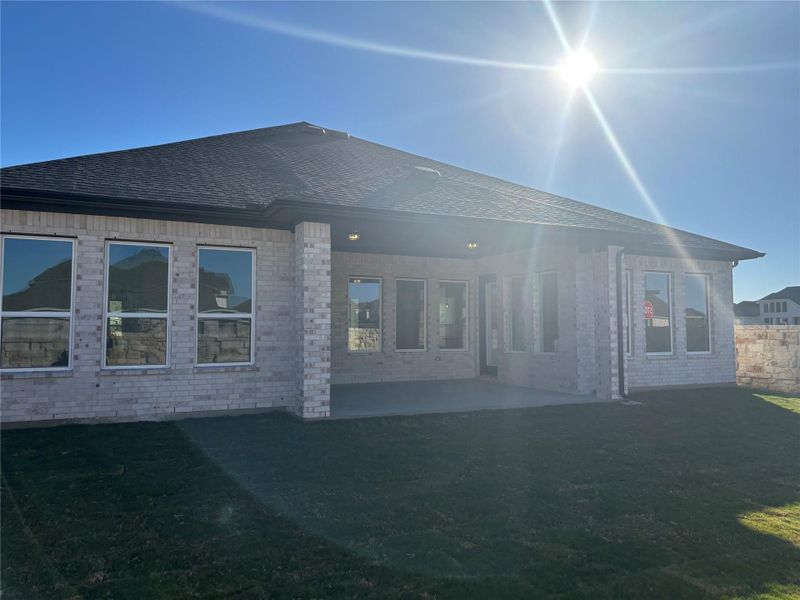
[735,325,800,393]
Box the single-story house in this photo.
[0,122,763,423]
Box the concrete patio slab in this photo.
[330,378,610,418]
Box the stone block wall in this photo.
[735,325,800,393]
[1,209,297,424]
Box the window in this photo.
[105,242,170,367]
[197,247,254,365]
[508,276,525,351]
[770,302,775,313]
[538,271,559,353]
[763,303,769,314]
[794,317,800,325]
[1,236,74,370]
[782,301,788,313]
[396,279,426,351]
[685,274,710,353]
[439,281,467,350]
[645,272,672,354]
[348,278,381,351]
[625,269,633,354]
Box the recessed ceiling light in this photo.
[466,241,479,250]
[347,232,360,241]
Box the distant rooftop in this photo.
[759,286,800,304]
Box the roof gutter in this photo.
[1,189,766,262]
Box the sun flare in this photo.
[557,49,600,87]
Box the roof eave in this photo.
[1,187,765,261]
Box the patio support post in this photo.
[293,221,332,418]
[592,245,624,400]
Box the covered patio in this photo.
[330,378,609,418]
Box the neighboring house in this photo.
[759,287,800,325]
[0,122,764,423]
[734,286,800,325]
[734,301,761,325]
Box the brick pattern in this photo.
[575,253,597,394]
[735,325,800,393]
[623,254,736,390]
[586,247,622,400]
[1,208,743,423]
[293,222,331,418]
[331,252,477,384]
[1,210,296,423]
[475,247,580,393]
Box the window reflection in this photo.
[645,273,672,353]
[108,244,169,313]
[349,278,381,351]
[686,274,710,352]
[439,281,467,350]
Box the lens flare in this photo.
[558,49,600,87]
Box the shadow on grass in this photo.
[2,388,798,598]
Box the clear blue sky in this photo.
[2,1,798,302]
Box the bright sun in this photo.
[557,49,600,87]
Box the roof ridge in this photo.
[0,121,316,170]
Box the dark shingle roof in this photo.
[1,121,762,259]
[760,286,800,304]
[734,300,760,317]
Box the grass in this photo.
[2,387,799,599]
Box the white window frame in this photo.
[0,235,76,373]
[536,270,559,354]
[625,269,633,355]
[506,275,526,353]
[103,240,172,369]
[438,280,469,352]
[395,278,427,352]
[644,271,673,356]
[347,276,382,353]
[196,246,256,366]
[685,273,711,355]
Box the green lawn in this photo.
[2,388,799,599]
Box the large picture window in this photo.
[538,271,559,353]
[439,281,467,350]
[685,274,710,353]
[105,242,170,367]
[508,276,525,351]
[1,236,74,370]
[348,277,381,351]
[645,272,672,354]
[197,247,254,365]
[396,279,426,351]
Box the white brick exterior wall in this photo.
[475,246,580,393]
[1,210,298,423]
[331,252,478,384]
[622,254,736,391]
[293,222,331,418]
[0,209,740,423]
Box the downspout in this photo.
[615,247,628,398]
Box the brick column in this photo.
[293,222,331,418]
[593,246,623,400]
